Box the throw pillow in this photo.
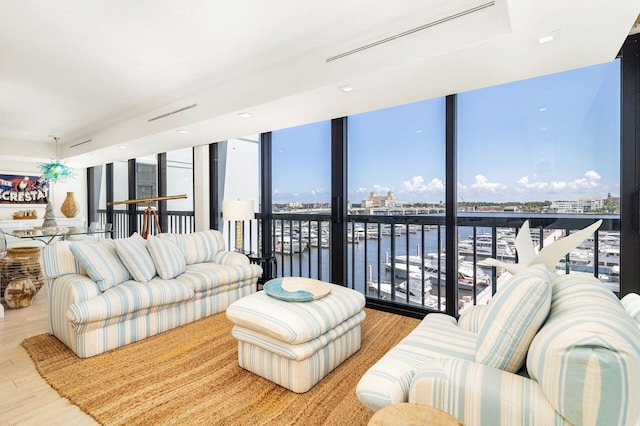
[70,240,131,291]
[475,263,552,373]
[146,235,187,280]
[114,233,156,282]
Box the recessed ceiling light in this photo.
[176,129,189,134]
[117,145,128,149]
[238,112,253,118]
[538,31,559,45]
[338,84,354,93]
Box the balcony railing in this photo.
[266,211,620,316]
[97,210,195,238]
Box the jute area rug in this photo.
[22,308,420,426]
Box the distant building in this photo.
[550,197,604,213]
[362,190,398,208]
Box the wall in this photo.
[0,160,87,224]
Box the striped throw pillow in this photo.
[114,233,156,282]
[147,235,187,279]
[70,240,131,291]
[476,264,552,373]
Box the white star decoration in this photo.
[480,219,603,274]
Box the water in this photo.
[275,226,488,300]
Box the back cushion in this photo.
[42,241,84,278]
[114,233,156,282]
[70,240,131,291]
[621,293,640,325]
[160,230,225,265]
[527,273,640,425]
[476,264,552,373]
[147,235,186,279]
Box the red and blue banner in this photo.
[0,174,49,204]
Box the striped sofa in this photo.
[357,265,640,425]
[43,229,262,358]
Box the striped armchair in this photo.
[357,266,640,426]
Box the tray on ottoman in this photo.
[226,278,366,393]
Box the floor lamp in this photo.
[223,200,254,253]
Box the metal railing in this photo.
[97,210,195,238]
[264,212,620,315]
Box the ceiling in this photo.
[1,0,639,168]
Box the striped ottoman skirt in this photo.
[226,279,366,393]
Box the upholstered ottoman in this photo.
[226,278,366,393]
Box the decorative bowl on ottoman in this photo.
[226,278,366,393]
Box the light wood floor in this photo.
[0,288,97,425]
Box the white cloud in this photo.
[400,176,445,194]
[470,175,507,192]
[584,170,601,180]
[516,170,602,195]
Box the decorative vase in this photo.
[61,191,80,218]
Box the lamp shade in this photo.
[222,200,255,221]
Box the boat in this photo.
[367,278,443,309]
[385,253,491,291]
[458,233,516,261]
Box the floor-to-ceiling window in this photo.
[457,59,621,305]
[347,99,447,311]
[166,148,195,233]
[271,121,331,280]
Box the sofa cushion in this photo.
[114,233,156,282]
[146,235,186,279]
[226,283,365,344]
[159,230,225,265]
[458,304,489,333]
[42,241,85,278]
[476,264,552,373]
[527,273,640,426]
[621,292,640,325]
[177,263,262,293]
[70,240,131,291]
[66,278,195,324]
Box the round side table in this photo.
[368,403,463,426]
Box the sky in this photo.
[271,59,620,205]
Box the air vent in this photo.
[148,104,198,122]
[70,139,92,148]
[326,1,495,62]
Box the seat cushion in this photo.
[226,282,365,344]
[176,263,262,293]
[476,264,552,373]
[66,278,195,324]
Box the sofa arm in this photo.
[47,274,101,345]
[212,250,250,265]
[457,304,488,333]
[409,358,569,426]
